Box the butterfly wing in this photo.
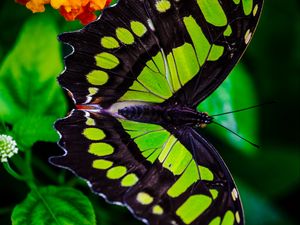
[165,0,264,107]
[59,0,263,108]
[52,111,243,225]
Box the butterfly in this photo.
[51,0,263,224]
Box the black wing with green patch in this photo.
[52,110,243,225]
[59,0,263,108]
[53,110,149,202]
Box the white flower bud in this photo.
[0,134,19,163]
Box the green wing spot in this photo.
[134,131,169,149]
[88,143,114,156]
[146,58,159,73]
[106,166,127,179]
[121,120,170,163]
[167,161,198,198]
[158,135,214,177]
[155,0,171,13]
[137,66,172,99]
[224,25,232,37]
[197,0,227,27]
[122,50,174,102]
[121,43,201,102]
[173,43,199,85]
[135,130,169,160]
[221,210,235,225]
[136,192,153,205]
[92,159,113,170]
[121,173,139,187]
[232,0,240,4]
[208,45,224,61]
[183,16,210,65]
[151,51,166,74]
[200,165,214,181]
[152,205,164,215]
[86,117,95,126]
[161,140,193,175]
[253,4,258,16]
[166,52,181,91]
[121,120,163,132]
[209,189,219,200]
[130,81,149,92]
[235,211,241,224]
[209,217,221,225]
[116,27,135,45]
[158,135,177,162]
[130,21,147,37]
[147,148,163,163]
[176,194,212,224]
[86,70,109,85]
[95,52,120,69]
[83,128,105,140]
[88,87,98,96]
[120,90,165,103]
[242,0,253,16]
[101,36,120,49]
[167,161,214,198]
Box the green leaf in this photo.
[11,186,96,225]
[0,13,67,146]
[0,13,67,121]
[233,147,300,198]
[12,115,59,149]
[198,63,259,154]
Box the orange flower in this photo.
[16,0,50,12]
[16,0,112,24]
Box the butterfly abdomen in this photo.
[118,105,165,124]
[118,105,212,127]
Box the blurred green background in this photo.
[0,0,299,224]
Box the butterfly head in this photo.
[196,112,213,128]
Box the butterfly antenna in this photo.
[212,121,260,148]
[211,101,275,117]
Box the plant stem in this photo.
[2,162,25,181]
[24,147,36,189]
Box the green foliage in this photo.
[198,64,258,154]
[235,148,300,199]
[0,13,67,148]
[11,186,96,225]
[238,181,294,225]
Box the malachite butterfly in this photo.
[51,0,263,224]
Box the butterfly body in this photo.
[52,0,264,224]
[118,104,212,128]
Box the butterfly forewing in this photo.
[59,0,263,108]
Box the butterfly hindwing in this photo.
[52,111,243,225]
[52,110,149,202]
[59,0,263,108]
[124,126,243,225]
